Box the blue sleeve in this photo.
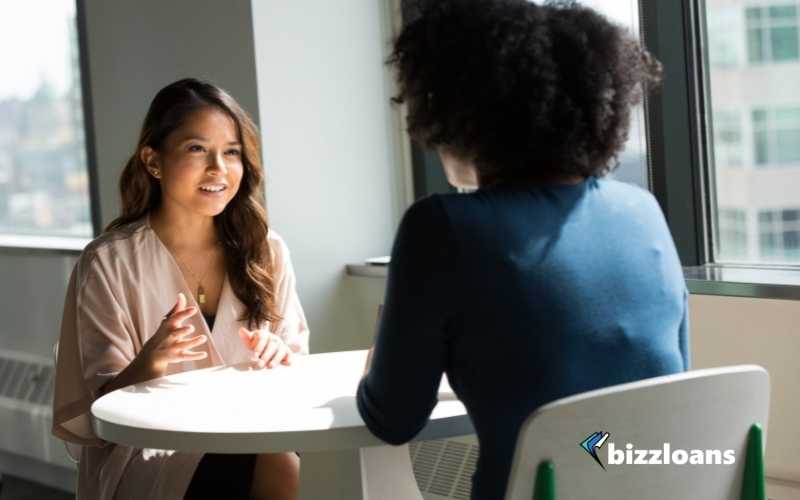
[678,289,690,370]
[356,196,457,445]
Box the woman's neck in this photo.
[149,207,219,253]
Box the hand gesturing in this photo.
[238,327,292,369]
[139,293,207,377]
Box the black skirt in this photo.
[183,453,257,500]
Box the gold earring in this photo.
[149,168,160,178]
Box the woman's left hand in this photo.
[238,327,293,368]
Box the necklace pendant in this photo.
[197,285,206,305]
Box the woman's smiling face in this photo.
[142,106,244,218]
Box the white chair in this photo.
[505,365,769,500]
[53,342,81,463]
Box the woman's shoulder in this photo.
[595,177,657,201]
[403,194,452,221]
[267,227,288,250]
[267,228,294,268]
[393,195,459,247]
[77,218,149,273]
[593,178,667,219]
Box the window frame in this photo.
[641,0,714,267]
[645,0,800,300]
[0,0,101,254]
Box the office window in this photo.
[752,108,800,166]
[706,0,800,265]
[746,4,800,63]
[758,208,800,261]
[0,0,93,240]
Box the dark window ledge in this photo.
[684,265,800,300]
[348,263,800,301]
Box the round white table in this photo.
[91,350,473,500]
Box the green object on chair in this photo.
[741,423,766,500]
[533,461,555,500]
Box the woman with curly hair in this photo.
[53,79,308,500]
[357,1,688,498]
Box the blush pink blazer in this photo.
[52,216,309,500]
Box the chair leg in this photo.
[533,461,555,500]
[740,423,766,500]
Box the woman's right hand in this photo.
[137,293,207,378]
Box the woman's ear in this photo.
[140,146,161,179]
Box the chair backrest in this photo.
[53,341,81,464]
[505,366,770,500]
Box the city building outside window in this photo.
[709,7,744,67]
[0,0,93,244]
[746,4,800,63]
[706,0,800,264]
[717,208,749,260]
[752,107,800,166]
[713,111,745,168]
[758,208,800,261]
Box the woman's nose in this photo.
[208,152,228,174]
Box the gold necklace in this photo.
[175,248,218,306]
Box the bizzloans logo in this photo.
[579,432,736,469]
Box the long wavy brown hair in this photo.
[106,78,280,329]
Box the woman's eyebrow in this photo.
[179,135,240,145]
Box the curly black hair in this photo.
[390,0,662,187]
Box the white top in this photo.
[92,350,472,453]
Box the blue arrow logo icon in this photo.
[580,431,610,470]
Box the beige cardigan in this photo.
[52,217,309,500]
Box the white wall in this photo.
[0,252,76,355]
[251,1,408,353]
[689,294,800,484]
[83,0,261,227]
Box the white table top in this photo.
[91,350,473,453]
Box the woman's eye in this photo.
[225,149,241,156]
[188,145,205,153]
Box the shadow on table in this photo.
[119,377,187,394]
[206,360,289,372]
[225,360,273,371]
[117,361,288,394]
[316,396,358,415]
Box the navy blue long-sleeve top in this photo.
[356,177,689,500]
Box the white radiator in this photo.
[0,348,75,470]
[411,435,479,500]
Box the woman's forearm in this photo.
[98,355,162,397]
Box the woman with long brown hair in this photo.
[52,78,308,500]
